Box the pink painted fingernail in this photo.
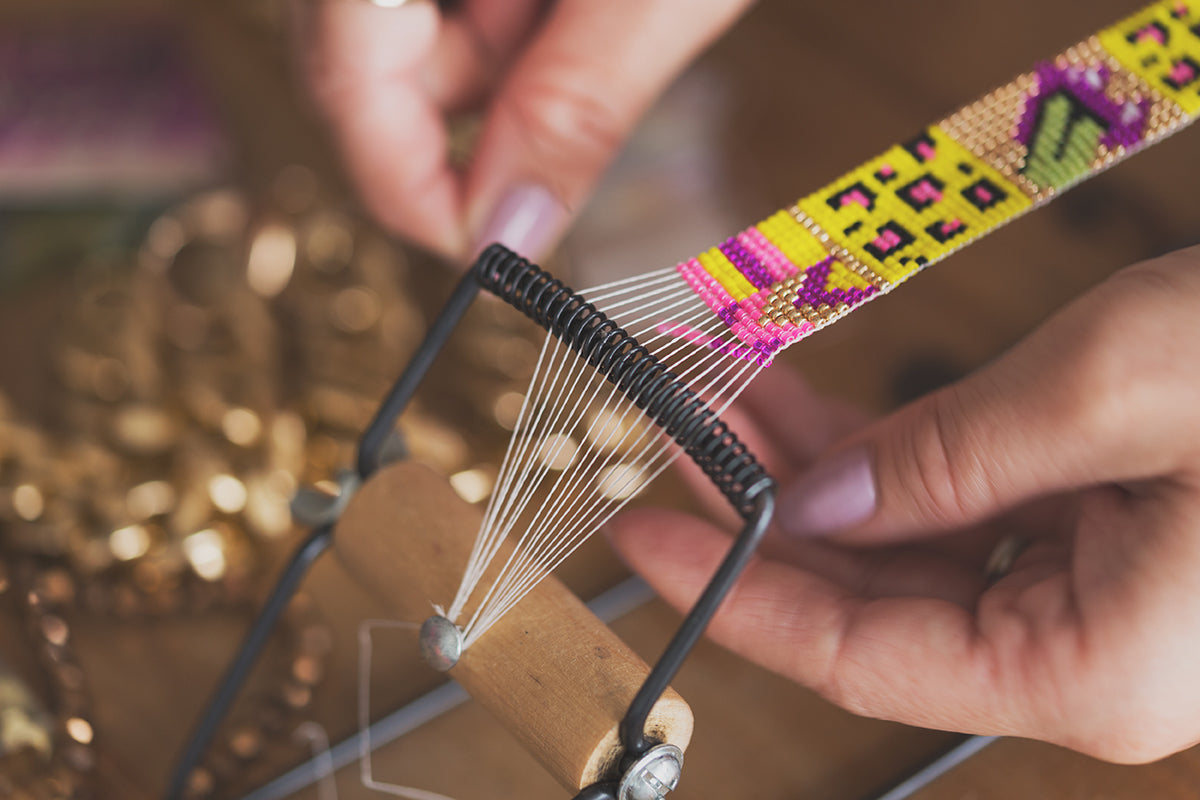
[778,447,877,538]
[473,183,568,262]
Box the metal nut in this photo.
[618,744,683,800]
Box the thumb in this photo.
[776,254,1200,545]
[464,0,751,262]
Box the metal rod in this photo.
[356,269,481,479]
[165,524,334,800]
[168,267,483,799]
[244,682,469,800]
[177,247,788,799]
[169,238,999,800]
[867,735,998,800]
[240,578,656,800]
[617,484,775,759]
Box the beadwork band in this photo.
[679,0,1199,366]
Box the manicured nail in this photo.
[778,447,877,538]
[473,183,568,262]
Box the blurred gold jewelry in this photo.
[0,162,540,797]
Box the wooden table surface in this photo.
[2,1,1199,799]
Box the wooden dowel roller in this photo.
[335,461,693,791]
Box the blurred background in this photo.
[1,1,1198,799]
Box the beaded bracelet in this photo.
[679,0,1199,365]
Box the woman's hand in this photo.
[609,244,1200,764]
[300,0,752,263]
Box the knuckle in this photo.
[504,74,627,171]
[1113,248,1200,295]
[817,674,875,718]
[887,386,986,527]
[1051,261,1193,445]
[1048,337,1125,446]
[1051,658,1192,765]
[1066,709,1179,764]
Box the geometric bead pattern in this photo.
[940,36,1189,202]
[673,1,1198,367]
[796,127,1032,284]
[1100,0,1200,113]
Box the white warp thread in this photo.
[443,270,763,647]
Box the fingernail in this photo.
[473,183,568,262]
[778,447,877,538]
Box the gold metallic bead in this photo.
[110,406,178,454]
[183,190,249,244]
[246,221,297,299]
[291,655,323,687]
[11,485,44,522]
[63,717,92,746]
[39,615,69,648]
[143,214,187,264]
[330,286,381,334]
[302,211,355,274]
[220,408,262,447]
[207,474,248,515]
[282,683,312,710]
[228,726,265,760]
[184,768,215,799]
[183,529,228,581]
[109,524,151,562]
[126,481,175,521]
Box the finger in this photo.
[738,366,869,461]
[303,1,465,257]
[672,400,796,531]
[423,0,547,112]
[303,2,440,112]
[607,510,1032,735]
[463,0,753,260]
[775,249,1200,545]
[673,367,865,529]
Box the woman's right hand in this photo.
[612,245,1200,764]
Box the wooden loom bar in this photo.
[334,462,693,791]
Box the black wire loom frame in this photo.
[167,243,777,800]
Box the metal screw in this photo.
[618,744,683,800]
[290,469,361,528]
[419,615,463,672]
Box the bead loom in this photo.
[177,4,1200,800]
